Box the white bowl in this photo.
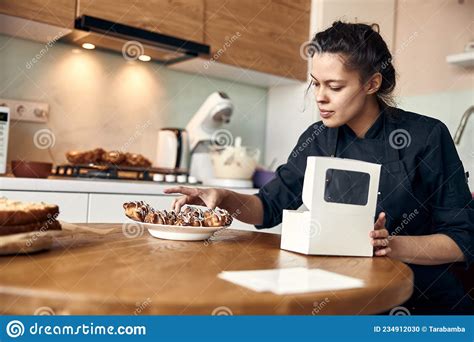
[210,146,259,179]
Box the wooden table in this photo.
[0,223,413,315]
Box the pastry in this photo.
[0,198,59,226]
[124,153,152,168]
[102,150,126,165]
[144,210,159,224]
[123,201,153,222]
[66,148,105,164]
[175,207,204,227]
[203,208,232,227]
[166,210,178,225]
[144,209,177,225]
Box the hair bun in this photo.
[370,23,380,33]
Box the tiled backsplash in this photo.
[0,34,268,167]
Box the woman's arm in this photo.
[165,125,318,229]
[388,234,466,265]
[371,213,466,265]
[220,191,265,225]
[163,187,265,225]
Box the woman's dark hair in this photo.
[309,21,396,106]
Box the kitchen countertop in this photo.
[0,223,414,315]
[0,176,258,195]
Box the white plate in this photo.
[128,219,225,241]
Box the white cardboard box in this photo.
[281,156,381,257]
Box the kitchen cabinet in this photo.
[315,0,395,51]
[1,190,89,223]
[78,0,205,43]
[204,0,311,81]
[0,0,311,84]
[0,0,76,28]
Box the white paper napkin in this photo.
[218,267,364,294]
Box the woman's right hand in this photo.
[163,186,229,212]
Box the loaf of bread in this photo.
[66,148,105,164]
[0,220,62,236]
[123,202,233,227]
[0,198,59,226]
[0,198,62,236]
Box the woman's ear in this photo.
[365,73,382,95]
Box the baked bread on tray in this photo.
[66,148,152,168]
[123,201,233,227]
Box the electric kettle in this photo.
[155,128,190,171]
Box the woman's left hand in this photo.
[370,212,391,256]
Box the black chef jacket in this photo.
[255,105,474,314]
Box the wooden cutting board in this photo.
[0,221,111,255]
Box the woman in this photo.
[165,21,474,314]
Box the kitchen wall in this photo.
[0,34,268,167]
[265,0,473,190]
[394,0,473,184]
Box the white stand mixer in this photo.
[186,92,254,188]
[186,92,233,152]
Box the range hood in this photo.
[63,15,210,64]
[0,13,209,65]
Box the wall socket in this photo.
[0,98,49,123]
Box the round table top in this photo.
[0,223,413,315]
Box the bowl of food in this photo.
[210,137,260,180]
[123,201,233,241]
[11,160,53,178]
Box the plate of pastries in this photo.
[0,198,63,255]
[123,201,233,241]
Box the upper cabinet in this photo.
[78,0,205,43]
[0,0,76,28]
[204,0,311,81]
[0,0,311,83]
